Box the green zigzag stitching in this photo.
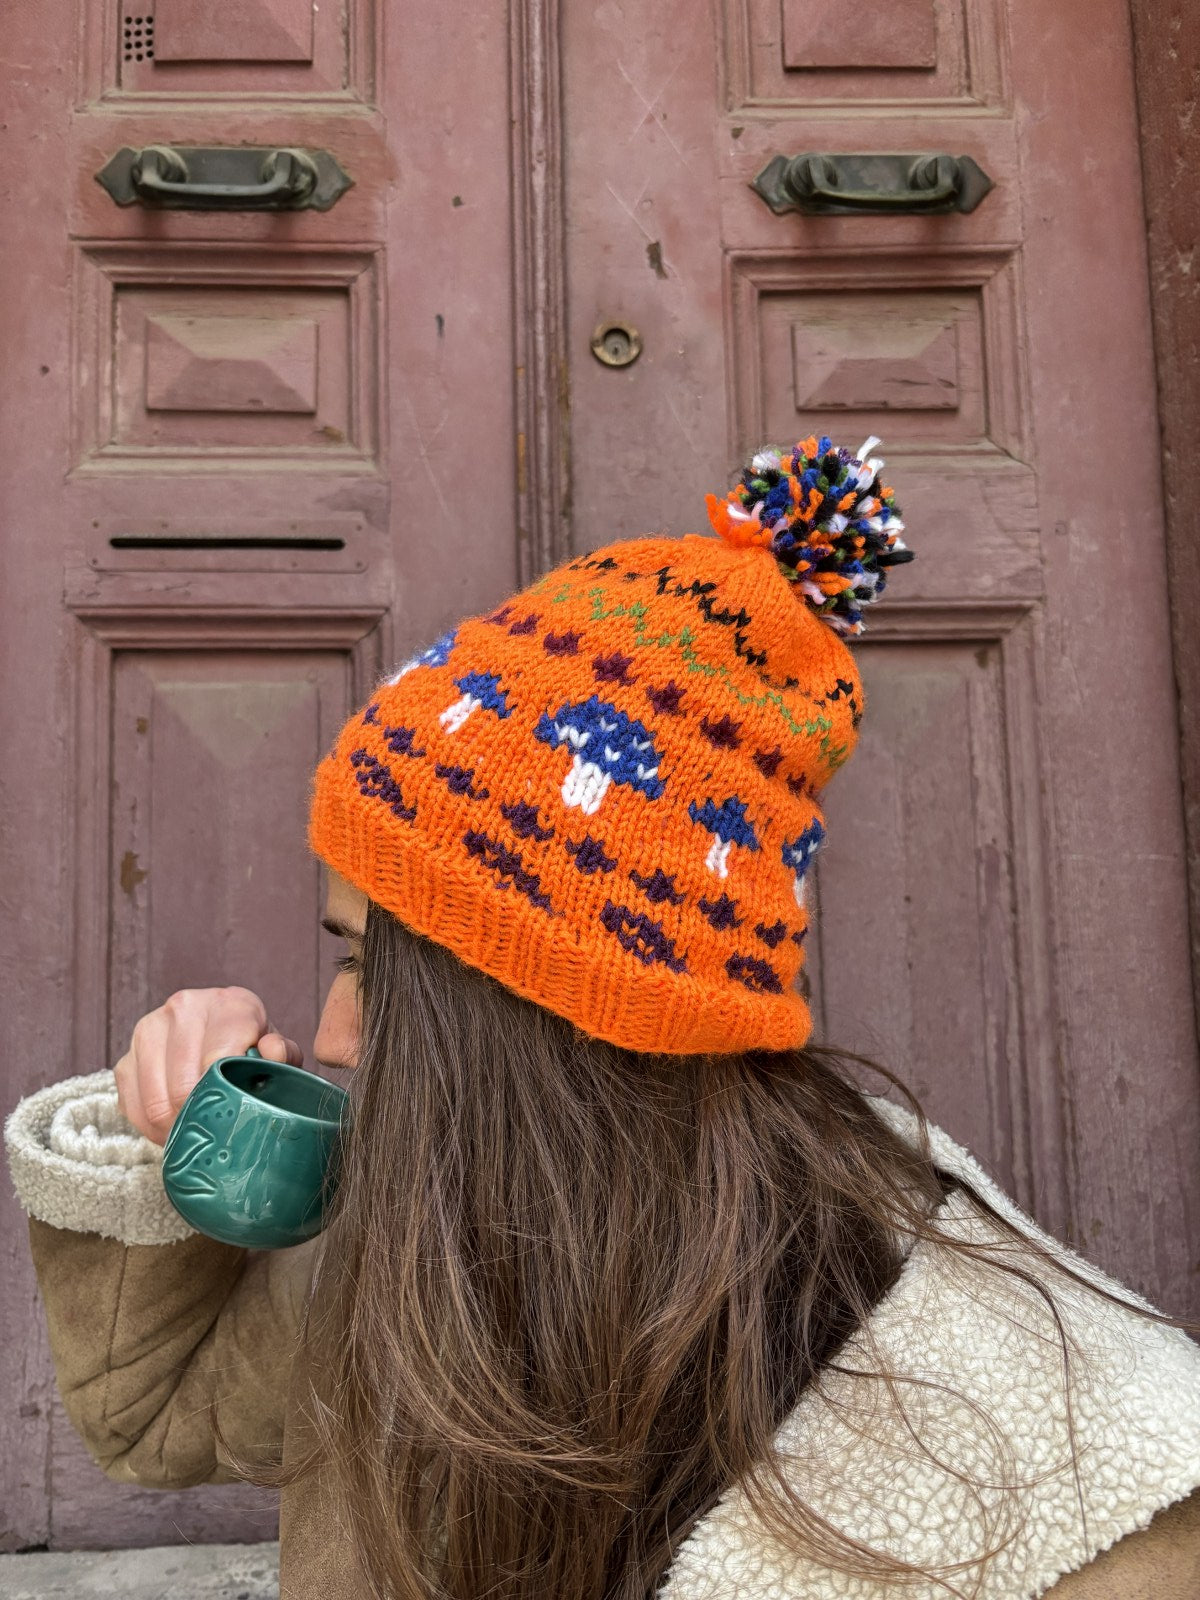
[583,586,840,748]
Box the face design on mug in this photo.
[316,868,367,1072]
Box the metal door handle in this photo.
[96,144,353,212]
[131,145,317,207]
[751,151,993,216]
[795,153,956,208]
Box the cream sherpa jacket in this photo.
[6,1071,1200,1599]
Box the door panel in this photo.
[816,623,1037,1179]
[562,0,1200,1320]
[71,243,384,551]
[725,253,1039,599]
[104,644,364,1065]
[743,0,1007,105]
[152,0,316,66]
[780,0,938,73]
[112,0,367,93]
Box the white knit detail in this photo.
[4,1071,196,1246]
[439,692,480,734]
[561,756,612,815]
[704,837,732,879]
[661,1098,1200,1599]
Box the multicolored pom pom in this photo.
[705,434,914,637]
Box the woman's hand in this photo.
[113,986,303,1146]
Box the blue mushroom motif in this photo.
[383,628,458,686]
[688,796,759,880]
[781,818,826,907]
[534,696,665,816]
[439,671,513,735]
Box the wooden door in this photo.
[0,0,530,1553]
[562,0,1200,1317]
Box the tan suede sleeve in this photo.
[1039,1487,1200,1598]
[28,1216,319,1490]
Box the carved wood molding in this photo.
[79,0,379,103]
[718,0,1009,112]
[68,603,386,651]
[856,599,1036,640]
[71,243,384,480]
[510,0,571,582]
[724,246,1033,468]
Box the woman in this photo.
[7,437,1200,1598]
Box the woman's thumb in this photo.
[257,1030,304,1067]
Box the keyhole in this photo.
[590,321,642,368]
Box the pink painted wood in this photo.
[1,0,523,1553]
[781,0,938,70]
[143,314,321,414]
[561,0,1199,1322]
[154,0,315,63]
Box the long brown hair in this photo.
[232,904,1186,1598]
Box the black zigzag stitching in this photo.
[811,676,861,726]
[651,564,799,690]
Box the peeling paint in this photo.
[119,851,147,897]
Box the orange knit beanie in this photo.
[309,435,911,1054]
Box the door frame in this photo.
[511,0,572,582]
[1130,0,1200,1043]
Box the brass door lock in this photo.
[591,321,642,368]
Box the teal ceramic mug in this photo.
[161,1047,350,1250]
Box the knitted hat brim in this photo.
[309,774,812,1057]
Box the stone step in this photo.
[0,1541,279,1599]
